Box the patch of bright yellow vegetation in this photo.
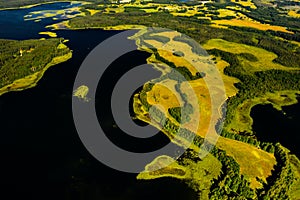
[217,9,237,18]
[147,79,181,109]
[46,20,70,30]
[138,154,222,199]
[39,31,57,37]
[57,43,67,49]
[231,0,257,9]
[288,10,300,18]
[103,24,146,30]
[104,5,125,13]
[87,9,100,16]
[73,85,90,102]
[203,39,297,72]
[217,137,276,188]
[212,19,293,34]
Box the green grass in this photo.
[203,38,298,73]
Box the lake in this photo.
[251,98,300,157]
[0,2,198,200]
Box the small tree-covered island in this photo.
[0,0,299,199]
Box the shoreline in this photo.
[0,1,89,11]
[0,52,72,97]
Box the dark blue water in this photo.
[251,98,300,157]
[0,2,198,200]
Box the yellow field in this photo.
[212,19,293,34]
[288,10,300,18]
[147,79,181,109]
[87,9,100,16]
[217,137,276,188]
[217,9,237,18]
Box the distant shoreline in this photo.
[0,1,87,11]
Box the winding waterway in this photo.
[0,2,197,200]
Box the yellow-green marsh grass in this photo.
[226,90,300,134]
[73,85,90,102]
[46,20,70,30]
[216,137,276,188]
[147,79,182,109]
[212,19,293,34]
[217,9,237,18]
[39,31,57,37]
[288,10,300,18]
[86,9,101,16]
[102,24,146,30]
[138,154,222,199]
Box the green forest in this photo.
[0,38,71,88]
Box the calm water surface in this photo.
[251,99,300,157]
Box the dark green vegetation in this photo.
[241,6,300,30]
[68,11,300,68]
[209,147,255,199]
[208,49,300,132]
[0,38,71,88]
